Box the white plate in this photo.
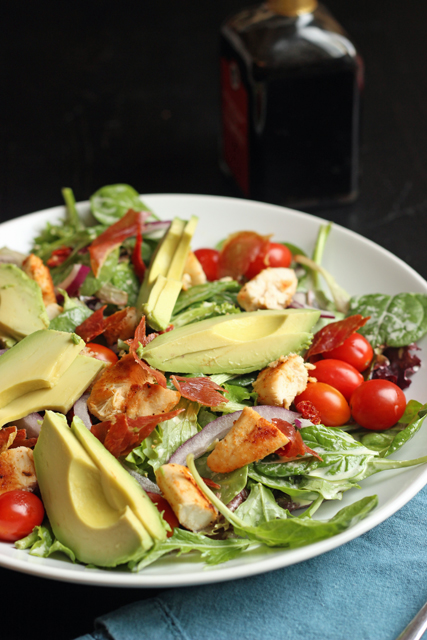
[1,194,426,588]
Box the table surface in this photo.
[1,1,427,638]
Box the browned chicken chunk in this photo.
[87,353,181,422]
[0,446,37,495]
[22,253,57,306]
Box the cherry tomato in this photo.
[85,343,118,365]
[0,490,44,542]
[294,382,351,427]
[312,359,364,402]
[146,491,179,538]
[322,332,373,372]
[194,248,219,281]
[245,243,292,280]
[350,379,406,431]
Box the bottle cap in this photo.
[266,0,318,16]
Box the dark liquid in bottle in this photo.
[220,5,363,209]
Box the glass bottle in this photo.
[219,0,363,209]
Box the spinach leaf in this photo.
[234,483,290,526]
[233,495,378,548]
[129,529,250,572]
[195,454,248,506]
[380,403,427,458]
[173,280,240,315]
[90,184,149,225]
[49,290,92,333]
[110,260,139,306]
[80,248,119,296]
[172,301,240,328]
[349,293,427,347]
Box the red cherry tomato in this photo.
[294,382,351,427]
[85,343,118,366]
[146,491,179,538]
[194,248,220,282]
[312,359,364,402]
[245,243,292,280]
[350,379,406,431]
[322,332,373,372]
[0,490,45,542]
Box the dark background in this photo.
[1,2,427,639]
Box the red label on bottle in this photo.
[220,57,249,195]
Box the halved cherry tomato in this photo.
[85,343,118,366]
[245,243,292,280]
[294,382,351,427]
[146,491,179,537]
[312,359,364,401]
[350,379,406,430]
[322,332,373,372]
[0,490,45,542]
[194,248,219,281]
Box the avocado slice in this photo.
[34,411,154,567]
[71,417,166,542]
[0,329,85,409]
[138,216,199,330]
[0,264,49,340]
[142,308,320,374]
[0,355,104,427]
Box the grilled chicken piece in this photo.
[87,353,180,422]
[103,307,139,346]
[207,406,289,474]
[237,267,298,311]
[0,446,37,495]
[182,252,207,290]
[253,354,316,410]
[155,463,217,532]
[22,253,57,306]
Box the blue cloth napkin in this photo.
[76,485,427,640]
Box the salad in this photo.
[0,183,426,573]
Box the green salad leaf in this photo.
[90,184,149,225]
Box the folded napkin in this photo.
[76,484,427,640]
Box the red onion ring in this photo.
[72,392,92,429]
[121,464,161,494]
[168,405,300,466]
[57,264,90,297]
[13,412,43,438]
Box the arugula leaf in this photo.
[109,260,140,306]
[129,528,251,572]
[49,290,93,333]
[90,184,149,225]
[235,483,290,526]
[349,293,427,348]
[62,187,85,231]
[380,403,427,458]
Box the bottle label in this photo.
[220,57,249,195]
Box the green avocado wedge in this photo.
[71,416,166,542]
[142,308,320,374]
[0,264,49,340]
[34,412,154,567]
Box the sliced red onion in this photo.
[95,283,128,306]
[226,488,249,512]
[73,392,92,429]
[144,220,171,235]
[121,464,161,494]
[13,413,43,438]
[168,405,300,466]
[57,264,90,297]
[0,349,8,356]
[294,418,316,429]
[0,248,27,267]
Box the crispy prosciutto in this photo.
[273,418,322,461]
[126,317,167,388]
[75,305,108,342]
[103,307,139,346]
[89,208,151,278]
[171,375,228,407]
[218,231,271,280]
[0,426,37,452]
[91,408,184,457]
[295,400,322,425]
[306,314,369,360]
